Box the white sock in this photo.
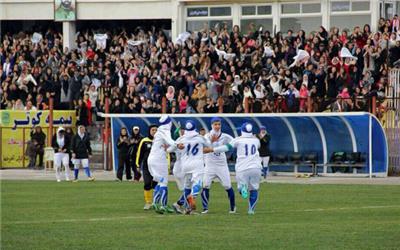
[64,165,70,180]
[55,166,61,181]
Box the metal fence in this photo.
[385,69,400,175]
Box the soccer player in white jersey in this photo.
[209,122,262,215]
[175,120,210,214]
[147,115,178,214]
[201,117,236,214]
[171,127,186,214]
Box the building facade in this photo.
[1,0,399,49]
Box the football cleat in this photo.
[164,205,175,214]
[143,203,152,210]
[229,207,237,214]
[172,203,183,214]
[201,209,209,214]
[154,205,165,214]
[248,210,255,215]
[73,179,78,182]
[88,177,95,181]
[239,184,248,199]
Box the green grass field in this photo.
[1,180,400,250]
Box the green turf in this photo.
[1,180,400,250]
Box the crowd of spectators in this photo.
[1,15,400,123]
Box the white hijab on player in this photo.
[53,127,71,182]
[202,117,236,214]
[147,115,177,213]
[175,120,210,213]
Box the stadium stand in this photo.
[1,16,399,120]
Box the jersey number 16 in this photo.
[186,143,199,156]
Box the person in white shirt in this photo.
[147,115,178,213]
[269,75,281,94]
[94,34,107,50]
[201,117,236,214]
[24,101,37,111]
[52,127,71,182]
[174,120,210,214]
[208,122,262,215]
[170,127,186,214]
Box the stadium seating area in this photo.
[1,16,399,121]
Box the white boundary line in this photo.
[4,205,400,225]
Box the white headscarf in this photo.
[157,115,173,138]
[56,127,65,148]
[78,125,85,139]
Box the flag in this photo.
[289,50,310,68]
[175,32,191,45]
[340,47,357,60]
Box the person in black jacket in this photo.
[136,124,158,210]
[52,127,71,182]
[129,126,143,181]
[65,127,74,169]
[70,125,94,181]
[257,126,271,179]
[31,126,46,169]
[116,127,131,181]
[76,98,89,126]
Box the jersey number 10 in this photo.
[245,144,256,156]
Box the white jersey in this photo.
[148,125,175,166]
[204,132,233,168]
[171,138,183,175]
[215,135,261,173]
[176,132,210,173]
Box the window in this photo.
[210,7,231,16]
[281,4,301,14]
[352,1,370,11]
[187,7,208,17]
[281,16,323,33]
[209,20,233,31]
[242,6,256,16]
[240,19,273,34]
[186,20,233,32]
[281,3,321,14]
[186,21,206,32]
[242,5,272,16]
[331,1,370,12]
[258,5,272,15]
[302,3,321,13]
[331,1,351,12]
[330,15,371,30]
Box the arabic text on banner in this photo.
[0,110,76,168]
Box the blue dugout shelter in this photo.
[101,112,388,177]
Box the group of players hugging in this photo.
[136,115,271,215]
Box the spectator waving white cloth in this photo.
[94,34,108,49]
[92,78,101,89]
[215,48,236,61]
[175,32,191,45]
[31,33,43,44]
[127,40,145,47]
[340,47,357,60]
[263,46,274,57]
[289,50,310,68]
